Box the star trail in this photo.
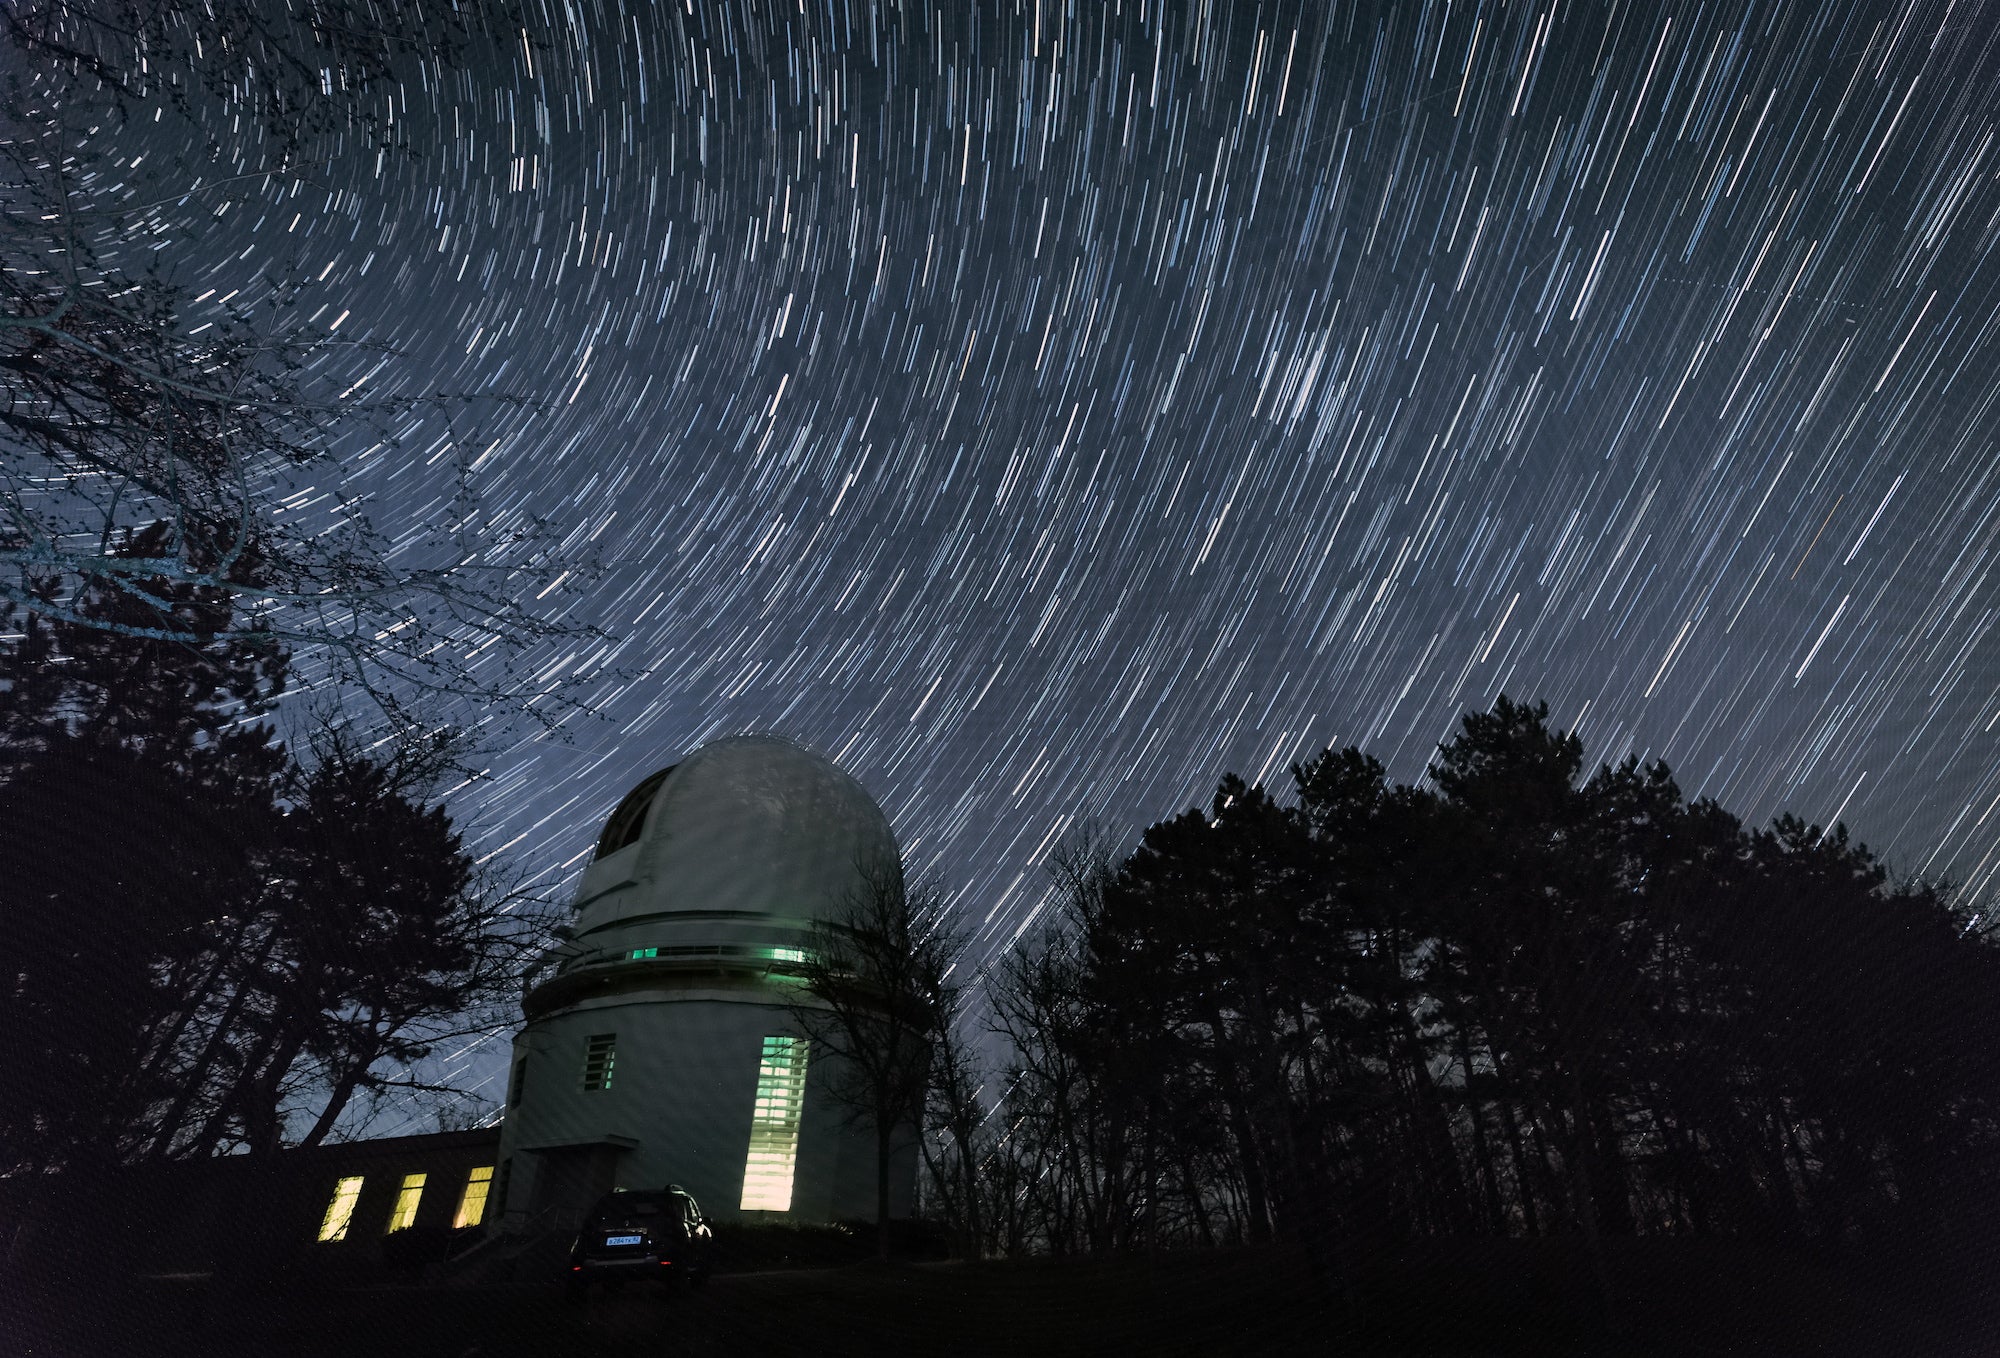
[129,0,2000,1120]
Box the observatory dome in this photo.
[500,732,914,1228]
[565,734,900,944]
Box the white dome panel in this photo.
[571,735,899,940]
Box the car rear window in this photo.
[589,1193,668,1224]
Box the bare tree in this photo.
[1,2,609,734]
[985,833,1152,1257]
[789,857,963,1261]
[3,0,520,151]
[919,978,988,1260]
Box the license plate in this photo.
[605,1234,643,1247]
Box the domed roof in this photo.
[570,734,900,936]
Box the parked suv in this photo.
[566,1186,714,1298]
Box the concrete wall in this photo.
[495,984,914,1229]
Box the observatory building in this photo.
[492,734,914,1229]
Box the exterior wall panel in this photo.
[497,983,908,1227]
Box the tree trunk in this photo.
[1486,1040,1543,1237]
[1769,1100,1819,1240]
[1562,1067,1618,1334]
[1496,1095,1540,1235]
[1396,1003,1472,1234]
[144,924,279,1160]
[956,1122,981,1260]
[1141,1094,1159,1264]
[242,1021,312,1156]
[1183,1151,1216,1248]
[1657,1096,1710,1234]
[298,1023,386,1148]
[1457,1029,1508,1235]
[1588,1093,1636,1236]
[185,1005,289,1159]
[129,914,253,1102]
[876,1124,892,1261]
[1054,1074,1095,1254]
[1201,1010,1273,1244]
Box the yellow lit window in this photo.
[317,1176,365,1242]
[453,1165,494,1228]
[386,1172,427,1232]
[740,1036,809,1212]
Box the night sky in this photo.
[139,0,2000,1127]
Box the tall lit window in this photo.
[386,1172,427,1232]
[583,1034,617,1091]
[453,1166,494,1228]
[740,1036,809,1212]
[317,1176,364,1242]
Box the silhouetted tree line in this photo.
[0,528,543,1190]
[939,699,2000,1285]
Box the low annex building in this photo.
[0,1127,506,1280]
[492,734,915,1231]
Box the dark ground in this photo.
[9,1237,1995,1358]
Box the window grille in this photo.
[453,1166,494,1229]
[387,1173,426,1232]
[317,1176,364,1242]
[740,1036,810,1212]
[583,1033,617,1091]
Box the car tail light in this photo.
[659,1259,672,1266]
[571,1265,582,1272]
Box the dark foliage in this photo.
[0,547,547,1187]
[979,696,2000,1314]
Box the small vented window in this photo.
[508,1059,528,1106]
[594,766,674,859]
[583,1033,617,1091]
